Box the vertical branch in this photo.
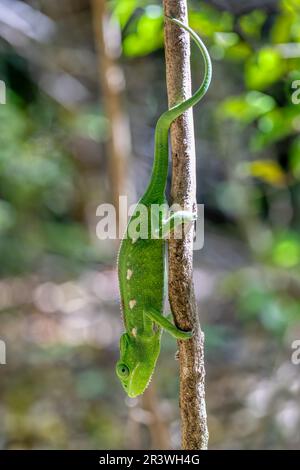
[163,0,209,449]
[91,0,131,232]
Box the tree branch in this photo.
[163,0,209,450]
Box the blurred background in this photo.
[0,0,300,450]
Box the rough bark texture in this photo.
[163,0,209,450]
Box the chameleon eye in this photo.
[116,363,129,379]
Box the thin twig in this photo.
[163,0,209,450]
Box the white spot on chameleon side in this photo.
[131,327,137,337]
[126,269,133,280]
[129,299,137,309]
[132,237,138,244]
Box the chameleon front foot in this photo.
[145,308,193,340]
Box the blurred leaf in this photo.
[76,370,105,400]
[251,106,300,150]
[271,14,294,44]
[0,200,16,233]
[111,0,138,28]
[271,0,300,43]
[281,0,300,14]
[0,95,27,145]
[289,136,300,178]
[219,91,276,124]
[214,32,239,47]
[0,142,74,209]
[216,182,249,217]
[224,269,299,334]
[70,111,108,142]
[245,48,285,90]
[223,41,252,61]
[189,6,233,37]
[240,160,287,187]
[259,299,288,332]
[203,325,229,351]
[212,32,253,62]
[123,6,163,57]
[239,10,267,39]
[43,222,93,261]
[234,278,288,333]
[0,233,40,274]
[238,286,274,317]
[272,233,300,267]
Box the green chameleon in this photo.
[116,17,212,398]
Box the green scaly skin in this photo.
[116,17,212,398]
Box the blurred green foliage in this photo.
[1,0,300,450]
[0,87,106,274]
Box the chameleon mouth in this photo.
[127,362,140,397]
[127,362,155,398]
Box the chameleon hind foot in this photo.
[145,308,193,340]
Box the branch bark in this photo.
[163,0,209,450]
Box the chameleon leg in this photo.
[161,210,197,238]
[145,308,193,340]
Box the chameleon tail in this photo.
[162,17,212,122]
[144,17,212,200]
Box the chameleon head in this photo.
[116,332,160,397]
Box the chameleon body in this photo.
[116,17,212,398]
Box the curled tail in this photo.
[162,17,212,124]
[144,17,212,201]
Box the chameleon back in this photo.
[117,205,165,397]
[118,204,166,334]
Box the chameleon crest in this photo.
[116,17,212,397]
